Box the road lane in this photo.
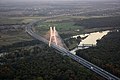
[26,19,120,80]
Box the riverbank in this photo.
[76,29,120,77]
[70,30,110,54]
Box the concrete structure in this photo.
[49,27,57,46]
[26,19,120,80]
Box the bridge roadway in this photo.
[25,19,120,80]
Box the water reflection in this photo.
[70,30,110,54]
[79,30,110,46]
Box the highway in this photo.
[25,19,120,80]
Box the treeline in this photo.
[0,40,105,80]
[0,40,42,53]
[74,16,120,28]
[0,23,26,26]
[76,30,120,77]
[65,36,81,50]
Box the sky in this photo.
[0,0,118,2]
[0,0,119,3]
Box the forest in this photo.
[76,29,120,78]
[0,39,105,80]
[74,16,120,28]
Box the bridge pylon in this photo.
[49,26,57,46]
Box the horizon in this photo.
[0,0,119,3]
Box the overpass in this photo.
[25,19,120,80]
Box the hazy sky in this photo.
[0,0,118,2]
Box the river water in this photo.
[70,30,110,54]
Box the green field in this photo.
[0,18,23,24]
[0,17,43,46]
[35,21,84,37]
[37,22,82,30]
[0,31,32,46]
[34,15,115,35]
[0,15,117,46]
[0,16,45,25]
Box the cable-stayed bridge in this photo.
[25,19,120,80]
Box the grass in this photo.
[0,18,23,24]
[69,15,109,19]
[0,15,113,46]
[0,16,46,25]
[35,22,83,38]
[0,15,109,25]
[10,16,47,19]
[34,15,110,35]
[35,21,84,36]
[0,31,32,46]
[0,17,40,46]
[44,15,109,23]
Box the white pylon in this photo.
[49,26,57,46]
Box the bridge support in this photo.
[49,26,57,46]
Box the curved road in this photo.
[26,19,120,80]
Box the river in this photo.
[70,30,110,54]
